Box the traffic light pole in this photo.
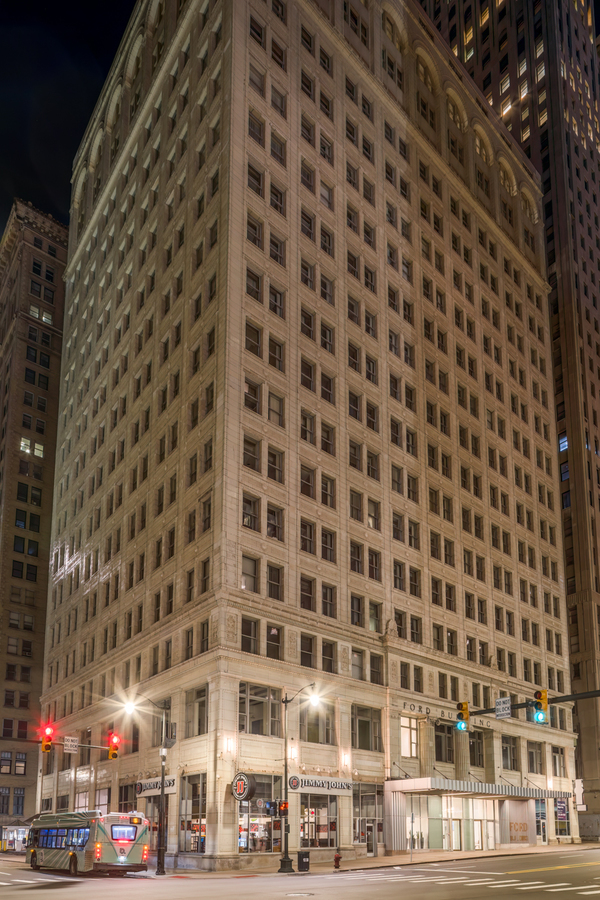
[278,693,293,874]
[470,688,600,718]
[278,683,317,875]
[156,706,167,877]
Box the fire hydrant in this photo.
[334,852,342,870]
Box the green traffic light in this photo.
[456,720,467,731]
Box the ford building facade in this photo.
[39,0,577,868]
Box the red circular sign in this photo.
[231,772,256,802]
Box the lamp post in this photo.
[124,696,170,876]
[278,683,319,874]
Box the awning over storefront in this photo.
[386,778,571,799]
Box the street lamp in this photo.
[278,683,320,874]
[124,696,170,876]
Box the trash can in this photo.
[297,850,310,872]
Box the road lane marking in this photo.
[579,893,600,896]
[508,863,600,874]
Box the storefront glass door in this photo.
[179,774,206,853]
[366,821,375,856]
[473,820,483,850]
[536,799,547,844]
[451,819,462,850]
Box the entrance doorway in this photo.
[473,820,483,850]
[366,820,376,856]
[536,799,547,844]
[451,819,462,850]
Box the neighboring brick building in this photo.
[39,0,576,867]
[419,0,600,840]
[0,200,66,843]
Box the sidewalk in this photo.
[161,842,600,879]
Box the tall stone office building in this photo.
[39,0,577,867]
[419,0,600,838]
[0,200,66,843]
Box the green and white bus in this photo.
[26,810,149,875]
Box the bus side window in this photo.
[80,828,90,846]
[39,829,48,848]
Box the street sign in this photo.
[495,697,512,719]
[63,736,79,754]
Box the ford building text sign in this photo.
[232,772,257,802]
[289,776,353,796]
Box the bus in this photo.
[26,810,149,876]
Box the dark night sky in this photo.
[0,1,137,236]
[2,0,600,238]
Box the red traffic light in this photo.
[41,724,54,752]
[108,732,121,760]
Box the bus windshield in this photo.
[111,825,136,841]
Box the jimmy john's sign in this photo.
[288,775,353,796]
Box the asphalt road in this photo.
[4,850,600,899]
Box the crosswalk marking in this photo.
[547,888,600,894]
[431,878,474,883]
[516,886,572,892]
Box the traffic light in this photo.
[278,801,289,817]
[456,701,470,731]
[108,732,121,759]
[534,690,548,724]
[265,801,278,816]
[41,725,53,753]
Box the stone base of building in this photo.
[169,846,365,872]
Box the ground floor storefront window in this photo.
[146,797,169,851]
[300,794,338,848]
[554,799,570,837]
[119,784,136,812]
[353,783,383,848]
[399,794,496,851]
[238,774,282,853]
[179,773,206,852]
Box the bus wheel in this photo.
[31,854,39,871]
[69,855,77,877]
